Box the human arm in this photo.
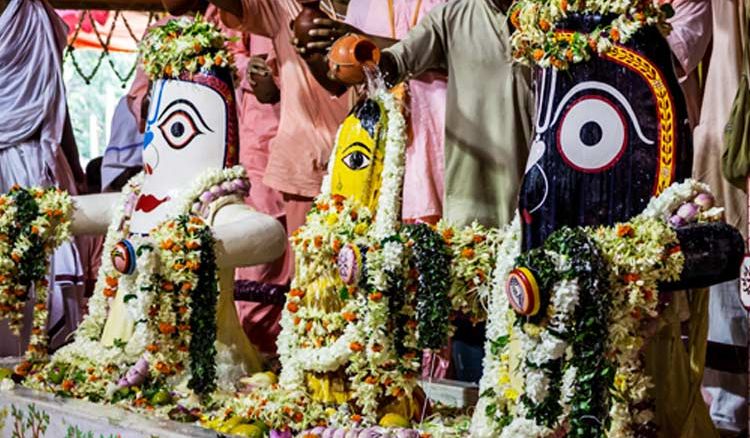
[665,0,712,77]
[211,203,287,268]
[291,17,397,95]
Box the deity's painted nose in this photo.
[142,143,159,175]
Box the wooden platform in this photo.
[0,386,216,438]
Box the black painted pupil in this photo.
[348,152,365,169]
[579,121,603,146]
[171,122,185,137]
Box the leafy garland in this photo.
[504,227,611,437]
[509,0,673,69]
[403,223,452,350]
[472,179,720,438]
[26,166,250,410]
[0,186,73,367]
[139,14,235,81]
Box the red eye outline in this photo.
[158,110,201,150]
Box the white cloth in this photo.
[101,97,143,191]
[0,0,84,356]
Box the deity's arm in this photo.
[211,203,286,268]
[70,193,121,236]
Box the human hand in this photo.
[247,56,280,104]
[290,17,353,56]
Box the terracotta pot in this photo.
[328,33,381,85]
[160,0,202,15]
[292,0,328,55]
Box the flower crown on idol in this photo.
[509,0,674,69]
[139,14,236,81]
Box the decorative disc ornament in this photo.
[337,243,362,285]
[506,267,541,316]
[111,240,136,275]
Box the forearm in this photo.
[212,203,287,267]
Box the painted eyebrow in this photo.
[157,98,214,133]
[343,142,371,154]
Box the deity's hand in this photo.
[247,56,280,104]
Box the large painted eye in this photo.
[158,110,201,149]
[341,143,371,171]
[556,95,627,173]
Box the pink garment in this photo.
[221,0,352,198]
[346,0,446,221]
[666,0,712,128]
[224,29,291,286]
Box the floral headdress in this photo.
[139,14,235,81]
[509,0,674,69]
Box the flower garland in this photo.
[223,86,415,431]
[403,223,452,350]
[471,179,721,437]
[470,216,521,438]
[27,166,250,407]
[509,0,673,69]
[140,14,235,80]
[0,186,73,366]
[436,221,499,323]
[503,227,611,437]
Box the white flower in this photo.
[526,369,550,404]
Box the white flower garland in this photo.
[473,179,723,437]
[30,166,250,402]
[470,215,521,438]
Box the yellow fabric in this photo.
[644,289,717,438]
[100,288,135,347]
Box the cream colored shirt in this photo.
[385,0,534,227]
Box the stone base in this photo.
[420,379,479,408]
[0,387,216,438]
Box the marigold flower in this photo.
[61,379,75,391]
[623,273,640,283]
[105,276,118,287]
[146,344,159,353]
[539,19,551,31]
[214,55,223,65]
[342,312,357,322]
[349,342,364,352]
[314,236,323,248]
[609,27,620,42]
[289,289,305,298]
[159,323,176,335]
[287,302,299,313]
[617,224,634,237]
[461,248,475,259]
[533,48,545,61]
[369,292,383,302]
[351,414,362,423]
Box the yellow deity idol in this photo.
[330,99,387,211]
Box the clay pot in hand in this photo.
[292,0,328,56]
[328,33,381,85]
